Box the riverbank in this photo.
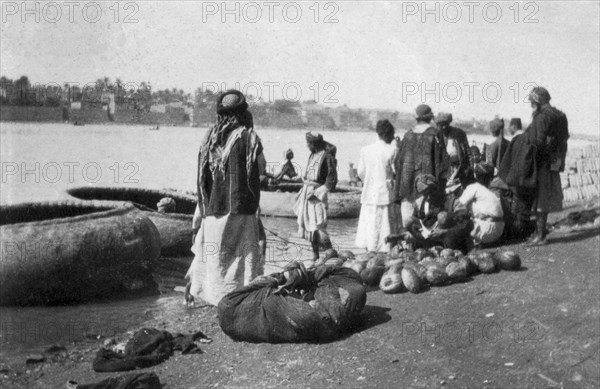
[1,202,598,389]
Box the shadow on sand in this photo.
[548,227,600,245]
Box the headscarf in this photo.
[197,91,261,214]
[528,87,551,105]
[509,118,522,130]
[415,104,434,121]
[306,132,323,144]
[488,118,505,135]
[435,112,453,124]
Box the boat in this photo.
[66,187,197,255]
[0,201,161,305]
[260,183,361,218]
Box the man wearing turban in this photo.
[293,132,338,265]
[186,90,265,306]
[394,105,450,228]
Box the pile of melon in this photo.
[334,247,521,294]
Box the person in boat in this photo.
[293,132,338,266]
[186,90,265,306]
[273,149,299,182]
[522,87,569,245]
[355,119,399,253]
[157,197,176,213]
[394,104,450,229]
[348,163,362,187]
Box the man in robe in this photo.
[355,119,399,253]
[186,90,264,306]
[293,132,338,265]
[523,87,569,245]
[394,105,450,228]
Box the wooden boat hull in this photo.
[0,201,161,305]
[66,187,196,255]
[260,183,361,219]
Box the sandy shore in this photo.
[1,203,599,389]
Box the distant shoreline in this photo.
[1,118,597,142]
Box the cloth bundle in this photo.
[218,265,367,343]
[93,328,210,372]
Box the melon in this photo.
[380,265,405,293]
[426,264,450,286]
[414,248,428,262]
[453,249,465,257]
[367,254,387,269]
[342,259,365,275]
[360,265,386,286]
[398,251,415,263]
[404,262,427,283]
[440,248,455,259]
[436,255,457,267]
[429,246,444,257]
[388,245,401,259]
[476,252,497,273]
[338,250,355,260]
[401,267,423,293]
[498,251,522,271]
[458,256,477,275]
[446,261,468,282]
[385,258,403,269]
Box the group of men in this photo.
[353,86,569,256]
[185,86,569,307]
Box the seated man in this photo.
[427,211,473,254]
[348,162,362,187]
[273,149,299,182]
[391,176,472,253]
[458,174,505,247]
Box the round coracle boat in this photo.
[66,187,197,255]
[0,201,161,305]
[260,183,361,219]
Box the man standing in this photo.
[508,118,523,137]
[294,132,338,265]
[355,119,399,253]
[486,118,509,172]
[187,90,264,306]
[524,87,569,245]
[435,112,471,184]
[394,105,450,228]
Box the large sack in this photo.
[218,266,366,343]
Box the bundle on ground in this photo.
[218,265,367,343]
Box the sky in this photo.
[1,1,599,135]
